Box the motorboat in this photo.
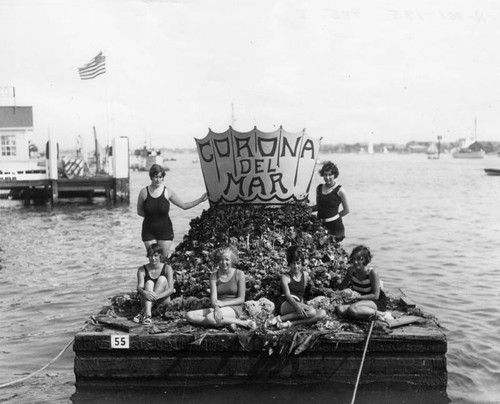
[484,168,500,176]
[452,148,485,159]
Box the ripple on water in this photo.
[2,154,500,403]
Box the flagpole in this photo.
[104,47,111,172]
[94,125,101,174]
[78,51,108,171]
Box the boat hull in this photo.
[484,168,500,176]
[452,150,485,159]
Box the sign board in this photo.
[195,127,320,205]
[110,335,129,348]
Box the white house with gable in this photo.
[0,106,47,180]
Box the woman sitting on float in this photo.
[335,245,390,322]
[133,243,175,325]
[185,246,257,331]
[266,245,327,329]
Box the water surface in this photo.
[1,153,499,403]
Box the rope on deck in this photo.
[350,320,375,404]
[0,338,74,389]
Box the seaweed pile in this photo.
[169,202,350,307]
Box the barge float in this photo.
[74,290,447,390]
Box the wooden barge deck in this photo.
[73,291,447,390]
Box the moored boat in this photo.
[130,146,167,171]
[452,118,485,159]
[426,142,439,159]
[484,168,500,176]
[452,149,485,159]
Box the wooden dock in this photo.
[0,176,129,204]
[0,137,130,205]
[73,293,447,390]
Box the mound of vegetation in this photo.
[169,202,349,307]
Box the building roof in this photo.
[0,106,33,128]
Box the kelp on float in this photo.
[168,202,350,307]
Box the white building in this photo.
[0,106,46,180]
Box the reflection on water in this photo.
[1,153,500,403]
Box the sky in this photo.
[1,0,500,151]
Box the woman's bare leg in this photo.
[186,307,254,328]
[157,240,172,259]
[143,280,155,316]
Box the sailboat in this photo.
[451,119,485,159]
[368,140,374,155]
[426,143,439,159]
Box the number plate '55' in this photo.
[110,335,130,349]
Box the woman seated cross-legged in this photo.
[185,246,256,331]
[335,245,389,323]
[266,245,327,329]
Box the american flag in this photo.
[78,52,106,80]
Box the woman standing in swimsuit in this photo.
[312,161,350,242]
[185,246,256,330]
[133,243,175,325]
[137,164,207,258]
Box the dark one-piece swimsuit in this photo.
[143,264,168,286]
[141,186,174,241]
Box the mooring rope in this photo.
[0,338,74,389]
[350,320,375,404]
